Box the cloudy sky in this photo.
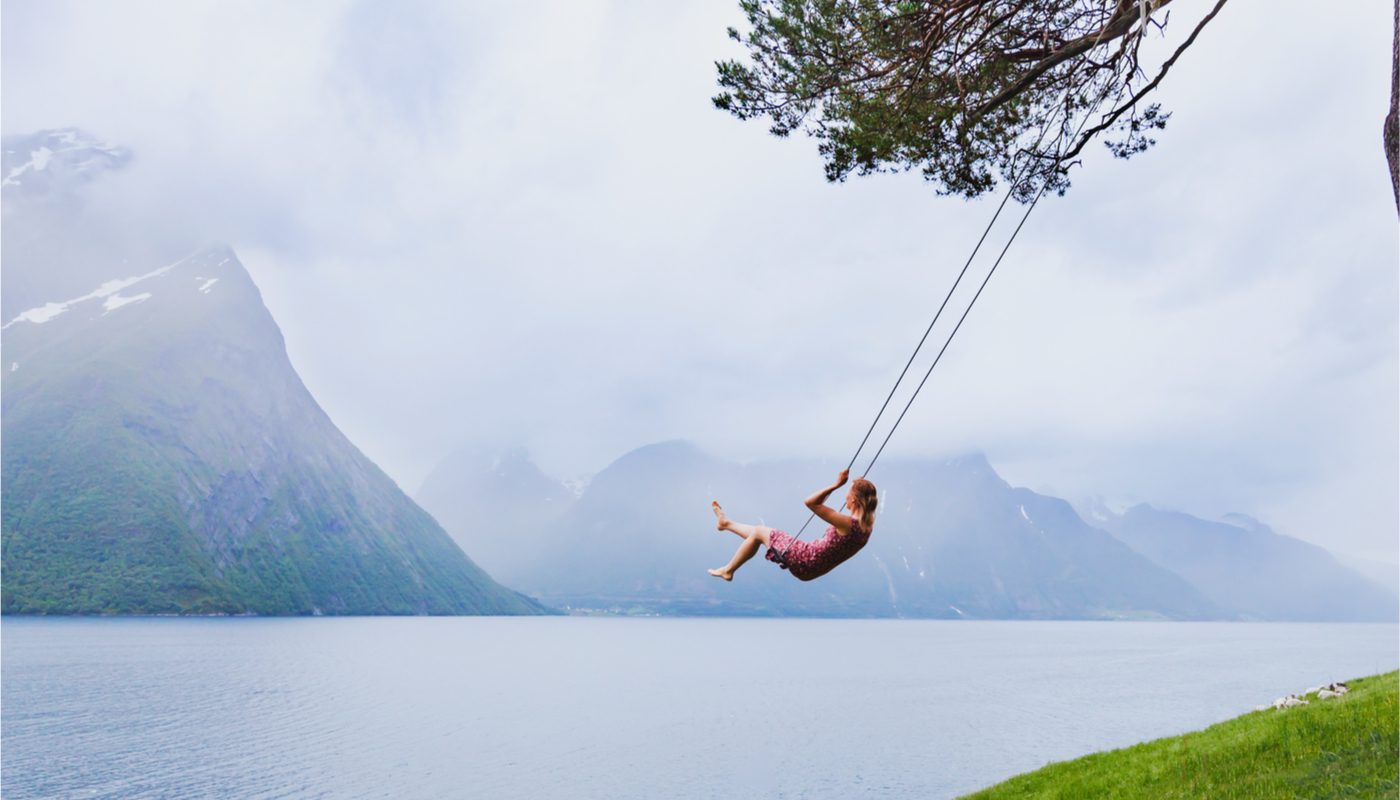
[4,0,1396,564]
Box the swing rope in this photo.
[782,170,1023,545]
[778,55,1130,558]
[778,172,1042,553]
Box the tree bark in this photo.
[1387,0,1398,214]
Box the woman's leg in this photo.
[712,501,768,540]
[708,503,772,581]
[708,532,769,581]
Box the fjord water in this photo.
[3,618,1395,799]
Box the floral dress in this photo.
[764,516,870,581]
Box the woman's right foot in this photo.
[707,567,733,582]
[711,501,728,531]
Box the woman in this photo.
[708,469,876,582]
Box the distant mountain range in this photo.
[416,441,1395,620]
[5,128,1392,622]
[1085,504,1396,622]
[1,129,546,615]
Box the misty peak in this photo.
[945,452,994,474]
[1,128,130,201]
[1076,496,1121,525]
[428,444,542,480]
[1124,502,1159,516]
[605,440,714,472]
[624,439,708,459]
[1221,513,1274,536]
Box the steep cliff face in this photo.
[1,130,546,615]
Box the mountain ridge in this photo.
[411,440,1388,620]
[1,129,548,616]
[1093,502,1395,622]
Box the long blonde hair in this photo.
[850,478,878,530]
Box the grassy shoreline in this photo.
[960,670,1399,799]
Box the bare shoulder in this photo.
[811,503,850,532]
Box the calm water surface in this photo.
[2,618,1395,799]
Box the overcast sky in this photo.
[4,0,1397,563]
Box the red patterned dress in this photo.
[764,516,870,581]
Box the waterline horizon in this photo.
[4,617,1396,799]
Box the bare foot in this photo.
[712,500,728,531]
[707,568,733,582]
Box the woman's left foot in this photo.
[711,501,728,531]
[707,568,733,582]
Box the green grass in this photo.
[960,671,1399,800]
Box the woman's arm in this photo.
[805,469,851,533]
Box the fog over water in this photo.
[2,0,1395,564]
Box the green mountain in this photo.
[1,129,546,615]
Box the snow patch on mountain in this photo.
[2,130,126,187]
[6,302,68,326]
[198,278,219,294]
[103,292,152,313]
[2,254,190,329]
[1,128,131,199]
[1,146,54,186]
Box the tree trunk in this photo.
[1387,0,1399,214]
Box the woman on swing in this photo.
[709,469,877,582]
